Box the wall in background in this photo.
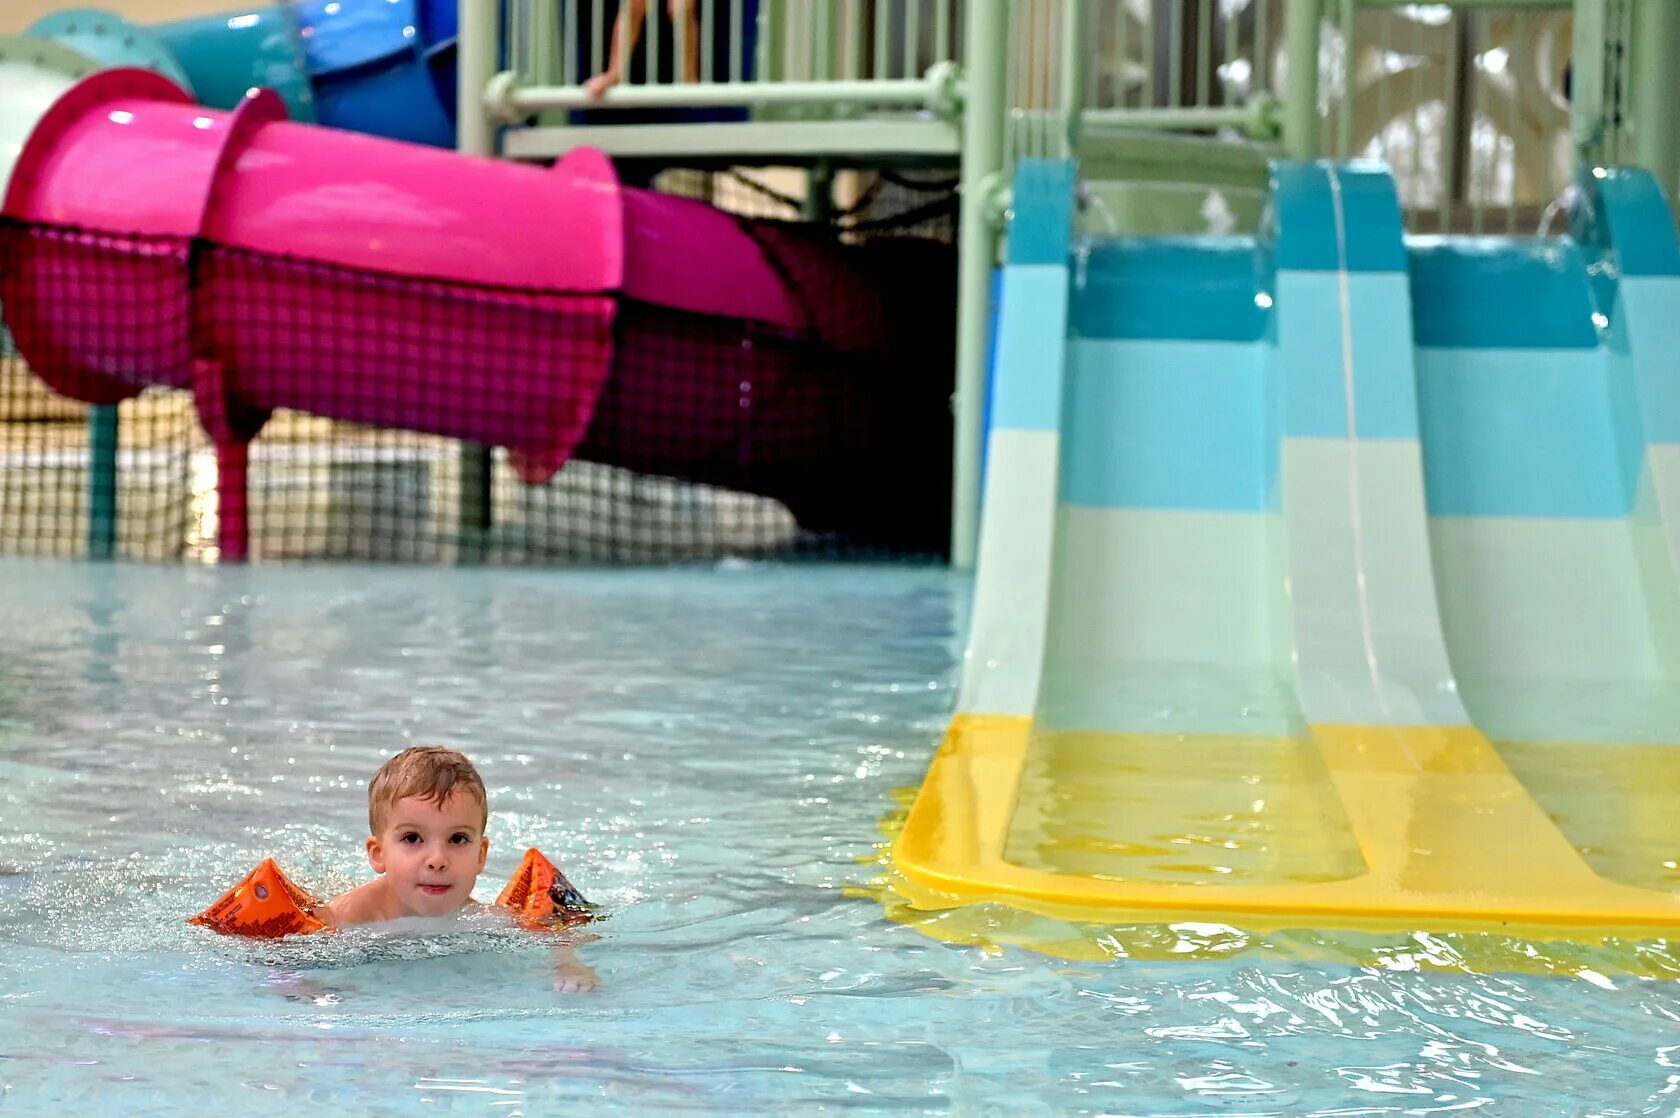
[2,1,241,34]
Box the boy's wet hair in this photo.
[368,746,488,833]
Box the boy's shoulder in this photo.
[319,879,386,928]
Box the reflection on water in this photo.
[1005,728,1366,885]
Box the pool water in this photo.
[0,559,1676,1114]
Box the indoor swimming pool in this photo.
[0,559,1676,1113]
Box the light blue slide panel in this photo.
[1268,159,1418,441]
[991,268,1072,433]
[1063,230,1276,512]
[1415,348,1643,518]
[1275,270,1419,440]
[989,160,1078,435]
[1410,236,1644,518]
[1063,338,1275,512]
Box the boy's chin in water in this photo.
[362,905,511,935]
[403,884,469,918]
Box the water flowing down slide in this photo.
[0,56,954,554]
[891,159,1680,944]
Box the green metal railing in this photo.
[495,0,968,120]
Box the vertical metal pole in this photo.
[813,0,831,81]
[216,439,250,563]
[1062,0,1086,158]
[702,0,716,81]
[1443,12,1473,232]
[456,0,500,562]
[763,0,784,80]
[1169,0,1184,107]
[1155,0,1182,107]
[846,0,866,78]
[531,0,561,85]
[804,160,835,222]
[951,0,1008,567]
[905,0,920,79]
[1631,0,1680,204]
[1335,0,1353,157]
[86,405,118,560]
[1572,0,1609,170]
[1283,0,1322,161]
[875,0,890,79]
[1198,0,1213,107]
[734,0,748,82]
[1098,0,1114,111]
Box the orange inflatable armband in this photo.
[497,848,596,930]
[191,849,590,938]
[188,857,327,939]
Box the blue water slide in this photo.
[155,5,317,121]
[24,8,196,94]
[291,0,458,146]
[27,5,315,122]
[27,0,464,144]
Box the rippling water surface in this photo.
[0,559,1675,1114]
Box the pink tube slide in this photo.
[0,69,955,551]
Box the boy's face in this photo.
[366,792,490,917]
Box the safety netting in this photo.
[0,168,957,564]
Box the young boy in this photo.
[322,746,599,992]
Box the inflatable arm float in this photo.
[188,847,594,938]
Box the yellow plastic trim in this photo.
[891,714,1680,935]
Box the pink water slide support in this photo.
[1,69,954,553]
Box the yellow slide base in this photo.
[890,715,1680,939]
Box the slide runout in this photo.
[1410,223,1680,895]
[1008,232,1365,889]
[893,159,1680,937]
[1272,166,1471,731]
[956,162,1078,721]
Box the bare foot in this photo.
[583,71,620,99]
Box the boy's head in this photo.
[368,746,488,834]
[365,746,491,916]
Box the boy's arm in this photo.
[550,933,601,993]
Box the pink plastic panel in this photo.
[5,71,203,233]
[205,127,623,294]
[619,186,802,330]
